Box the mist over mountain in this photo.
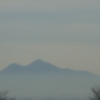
[0,59,100,99]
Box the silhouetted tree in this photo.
[90,86,100,100]
[0,91,15,100]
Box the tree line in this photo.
[1,86,100,100]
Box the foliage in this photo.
[90,86,100,100]
[0,91,15,100]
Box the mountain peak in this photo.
[29,59,45,66]
[34,59,43,63]
[1,60,96,76]
[26,59,60,72]
[7,63,21,68]
[2,63,24,73]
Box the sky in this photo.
[0,0,100,75]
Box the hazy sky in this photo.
[0,0,100,74]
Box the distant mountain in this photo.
[25,59,61,73]
[1,59,95,76]
[1,63,24,73]
[0,59,100,98]
[1,59,61,74]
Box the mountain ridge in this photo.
[0,59,97,76]
[0,59,99,98]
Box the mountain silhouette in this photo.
[0,59,100,98]
[1,63,24,73]
[25,59,60,73]
[1,59,96,76]
[1,59,61,74]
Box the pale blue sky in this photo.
[0,0,100,74]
